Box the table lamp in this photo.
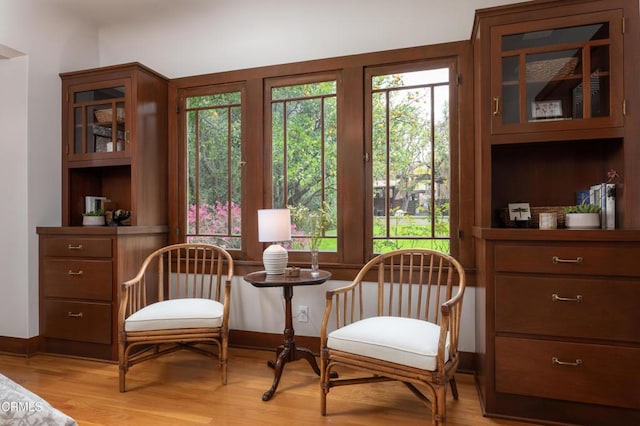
[258,209,291,275]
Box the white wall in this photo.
[0,0,522,351]
[230,278,476,352]
[0,53,28,338]
[98,0,519,78]
[0,0,99,338]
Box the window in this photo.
[183,89,243,249]
[171,45,468,273]
[367,66,451,253]
[267,76,338,252]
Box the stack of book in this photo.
[588,183,616,229]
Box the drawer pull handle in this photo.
[552,357,582,367]
[552,256,583,264]
[492,96,501,116]
[67,244,84,251]
[67,270,84,276]
[67,312,83,318]
[552,293,583,303]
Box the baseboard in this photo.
[229,329,477,373]
[2,331,477,373]
[0,335,40,357]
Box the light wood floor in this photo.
[0,347,533,425]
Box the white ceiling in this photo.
[48,0,196,25]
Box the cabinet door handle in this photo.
[552,357,582,367]
[67,244,84,250]
[492,96,501,116]
[67,312,84,318]
[67,270,84,276]
[552,293,583,303]
[552,256,583,264]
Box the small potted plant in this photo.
[563,203,601,229]
[82,209,106,226]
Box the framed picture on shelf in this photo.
[531,100,563,120]
[508,202,531,222]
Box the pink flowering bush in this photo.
[188,201,241,248]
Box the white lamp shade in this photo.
[258,209,291,242]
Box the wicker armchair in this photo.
[320,249,466,425]
[118,243,234,392]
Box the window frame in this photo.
[264,71,342,265]
[364,58,460,260]
[174,82,248,256]
[169,42,473,279]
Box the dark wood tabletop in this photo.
[243,269,331,288]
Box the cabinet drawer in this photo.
[42,237,112,258]
[42,259,112,301]
[495,243,640,277]
[495,275,640,343]
[495,337,640,409]
[42,300,111,345]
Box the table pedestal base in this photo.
[243,270,334,402]
[262,339,321,401]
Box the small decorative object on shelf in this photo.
[82,210,105,226]
[109,209,131,226]
[573,169,621,229]
[564,203,601,229]
[507,202,531,228]
[531,100,563,120]
[538,212,558,230]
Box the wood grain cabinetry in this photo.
[38,227,167,361]
[60,62,168,227]
[489,9,623,136]
[38,62,170,361]
[473,0,640,423]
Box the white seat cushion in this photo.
[327,316,449,371]
[125,298,224,332]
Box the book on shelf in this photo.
[589,183,615,229]
[576,190,590,205]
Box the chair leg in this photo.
[450,375,459,400]
[221,335,228,385]
[118,337,126,393]
[119,366,127,392]
[320,379,328,415]
[435,384,447,426]
[320,353,328,415]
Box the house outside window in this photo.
[367,66,451,254]
[266,76,338,253]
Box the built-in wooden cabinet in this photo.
[490,9,623,135]
[473,0,640,424]
[38,63,169,361]
[60,62,169,227]
[37,227,166,361]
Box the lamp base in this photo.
[263,244,288,275]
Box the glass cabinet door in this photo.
[69,82,130,158]
[491,11,622,133]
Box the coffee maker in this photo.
[85,196,108,213]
